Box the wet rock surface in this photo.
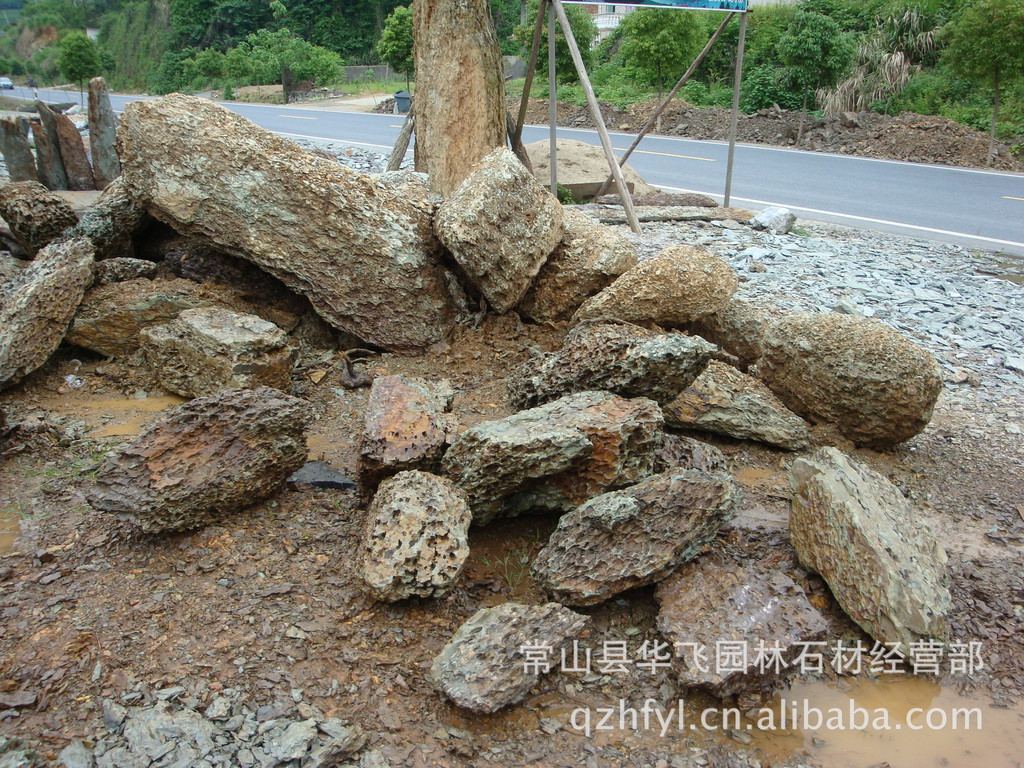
[141,308,295,398]
[361,471,472,602]
[572,245,737,327]
[656,553,828,698]
[118,94,454,351]
[508,321,717,409]
[751,312,943,448]
[430,602,589,713]
[88,387,310,533]
[517,207,637,322]
[358,374,454,492]
[442,390,663,525]
[789,447,951,651]
[0,237,93,390]
[663,360,812,450]
[433,148,563,313]
[532,469,738,606]
[0,180,78,255]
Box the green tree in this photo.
[58,30,103,98]
[777,10,854,140]
[513,0,597,83]
[375,5,413,88]
[941,0,1024,164]
[619,8,703,100]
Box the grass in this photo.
[478,549,533,592]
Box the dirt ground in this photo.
[505,97,1024,173]
[2,243,1023,767]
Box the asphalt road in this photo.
[13,85,1024,255]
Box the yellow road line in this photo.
[614,147,716,162]
[1003,195,1024,201]
[278,115,317,120]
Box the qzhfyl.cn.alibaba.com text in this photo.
[568,698,984,738]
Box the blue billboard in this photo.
[565,1,748,10]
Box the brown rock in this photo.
[33,102,68,190]
[92,257,157,285]
[686,298,781,370]
[0,180,79,255]
[69,176,149,260]
[54,110,94,190]
[0,117,38,183]
[118,94,455,352]
[655,433,727,473]
[358,375,454,492]
[87,387,310,533]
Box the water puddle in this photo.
[978,257,1024,286]
[84,396,185,437]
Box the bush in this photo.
[740,64,802,112]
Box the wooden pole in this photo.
[551,0,640,233]
[724,11,747,208]
[595,12,735,198]
[514,0,547,149]
[387,111,415,172]
[506,109,533,172]
[548,2,558,197]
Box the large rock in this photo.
[572,246,737,327]
[0,181,79,255]
[663,361,811,450]
[508,321,716,409]
[93,257,157,285]
[0,252,27,285]
[0,237,94,390]
[789,447,950,651]
[358,375,454,491]
[0,118,38,183]
[141,308,295,398]
[442,390,663,524]
[430,602,589,713]
[656,553,828,698]
[360,471,472,601]
[518,207,637,322]
[750,313,943,448]
[88,387,310,533]
[751,206,796,234]
[33,102,69,190]
[686,298,781,371]
[118,94,455,352]
[655,433,727,473]
[433,148,563,313]
[524,138,660,197]
[68,176,149,261]
[88,77,121,188]
[54,110,94,190]
[532,469,737,606]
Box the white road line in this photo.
[277,114,317,120]
[275,131,394,150]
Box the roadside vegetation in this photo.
[0,0,1021,154]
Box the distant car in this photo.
[0,77,14,90]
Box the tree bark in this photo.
[413,0,507,196]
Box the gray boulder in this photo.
[789,447,951,652]
[0,117,38,183]
[572,246,737,327]
[118,94,455,352]
[88,387,310,533]
[532,469,737,606]
[663,361,812,450]
[93,258,157,285]
[430,602,589,713]
[656,553,827,698]
[751,313,943,448]
[140,308,296,398]
[442,390,663,525]
[0,181,78,255]
[751,206,796,234]
[686,297,781,370]
[361,471,472,601]
[434,148,563,313]
[0,237,94,391]
[508,321,717,409]
[32,102,69,191]
[88,77,121,188]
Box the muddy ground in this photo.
[1,229,1024,766]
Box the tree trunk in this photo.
[988,65,1000,168]
[520,0,527,24]
[413,0,507,196]
[797,89,808,145]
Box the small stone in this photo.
[262,719,317,762]
[58,740,93,768]
[751,206,796,234]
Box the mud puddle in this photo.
[978,256,1024,286]
[81,395,185,437]
[0,505,18,554]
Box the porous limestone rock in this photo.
[430,602,589,713]
[0,181,78,255]
[572,246,737,327]
[69,177,149,261]
[358,375,454,491]
[118,94,454,352]
[656,553,828,697]
[361,471,472,602]
[655,433,727,473]
[442,390,663,525]
[686,298,781,370]
[0,237,93,390]
[93,257,157,285]
[518,207,637,322]
[789,447,951,651]
[88,387,310,533]
[508,321,717,409]
[433,148,563,313]
[0,252,27,285]
[750,313,943,448]
[663,361,811,450]
[141,308,295,398]
[532,469,738,606]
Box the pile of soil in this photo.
[509,97,1024,173]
